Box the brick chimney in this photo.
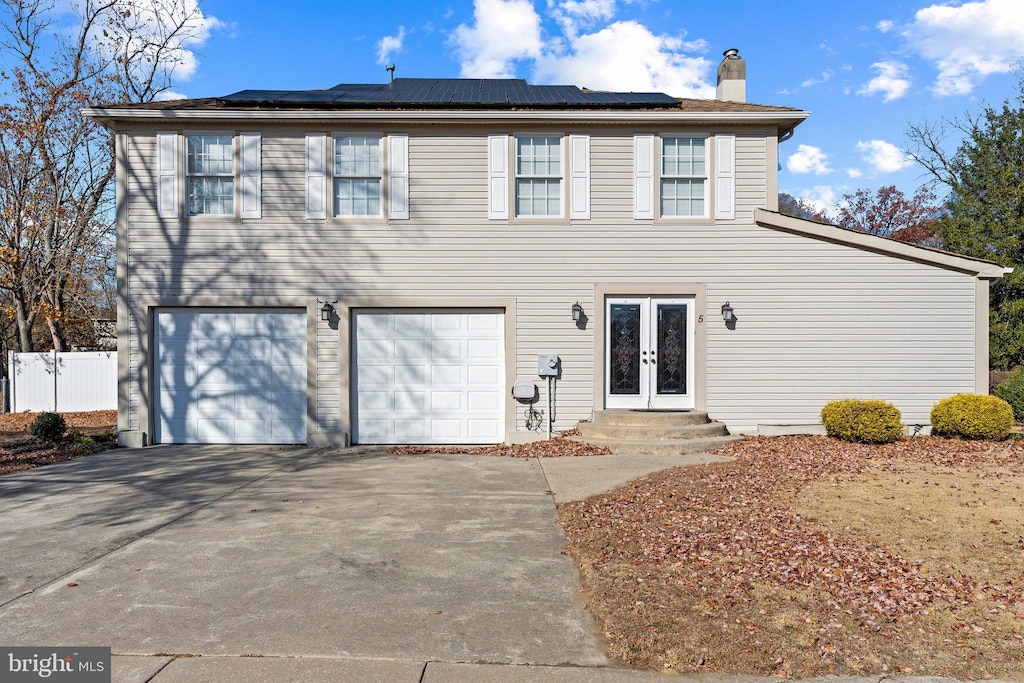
[716,48,746,103]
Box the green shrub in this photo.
[28,412,67,443]
[820,399,904,444]
[930,394,1013,440]
[993,368,1024,421]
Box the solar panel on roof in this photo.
[217,78,682,108]
[388,83,425,100]
[222,89,292,100]
[619,92,678,104]
[277,91,341,103]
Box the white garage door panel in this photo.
[155,310,307,444]
[354,311,504,444]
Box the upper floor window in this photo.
[334,135,382,217]
[660,136,706,218]
[515,135,562,217]
[186,134,234,216]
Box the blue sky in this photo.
[166,0,1024,212]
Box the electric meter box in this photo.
[537,354,560,377]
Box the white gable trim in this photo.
[753,209,1010,279]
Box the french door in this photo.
[605,297,695,410]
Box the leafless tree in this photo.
[0,0,211,350]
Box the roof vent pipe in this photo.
[716,48,746,103]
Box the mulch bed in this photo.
[0,410,118,475]
[0,410,117,432]
[388,437,608,458]
[559,435,1024,678]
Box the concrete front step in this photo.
[567,434,743,456]
[576,420,729,441]
[592,410,710,427]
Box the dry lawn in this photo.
[559,436,1024,678]
[388,437,608,458]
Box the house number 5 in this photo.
[697,315,704,323]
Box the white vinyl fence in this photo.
[7,351,117,413]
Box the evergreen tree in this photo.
[908,81,1024,369]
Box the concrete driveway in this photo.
[0,445,618,681]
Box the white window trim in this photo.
[513,133,565,219]
[331,132,385,219]
[184,132,238,218]
[657,133,710,220]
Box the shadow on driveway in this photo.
[0,446,607,667]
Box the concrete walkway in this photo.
[537,451,733,503]
[107,656,983,682]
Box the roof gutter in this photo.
[82,107,809,127]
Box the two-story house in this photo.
[84,51,1007,448]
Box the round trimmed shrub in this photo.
[820,399,904,444]
[930,394,1013,440]
[993,368,1024,421]
[29,412,67,444]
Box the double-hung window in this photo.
[186,134,234,216]
[515,135,562,217]
[334,135,382,217]
[660,136,707,218]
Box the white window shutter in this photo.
[488,134,509,220]
[157,131,178,219]
[388,134,409,220]
[240,133,261,219]
[634,134,655,219]
[306,133,327,219]
[569,134,590,220]
[715,133,736,220]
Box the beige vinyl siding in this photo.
[122,128,979,439]
[316,319,340,433]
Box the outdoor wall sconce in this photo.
[318,299,338,322]
[572,301,584,323]
[721,301,735,323]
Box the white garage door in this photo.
[155,309,306,444]
[354,310,505,444]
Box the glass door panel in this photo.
[655,304,687,395]
[608,303,642,396]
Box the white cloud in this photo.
[377,26,405,66]
[876,19,895,33]
[856,139,913,173]
[534,21,713,97]
[549,0,616,38]
[450,0,714,98]
[800,69,834,89]
[798,185,838,214]
[904,0,1024,96]
[83,0,224,83]
[857,61,911,102]
[451,0,544,78]
[786,145,833,175]
[846,168,863,179]
[155,90,187,101]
